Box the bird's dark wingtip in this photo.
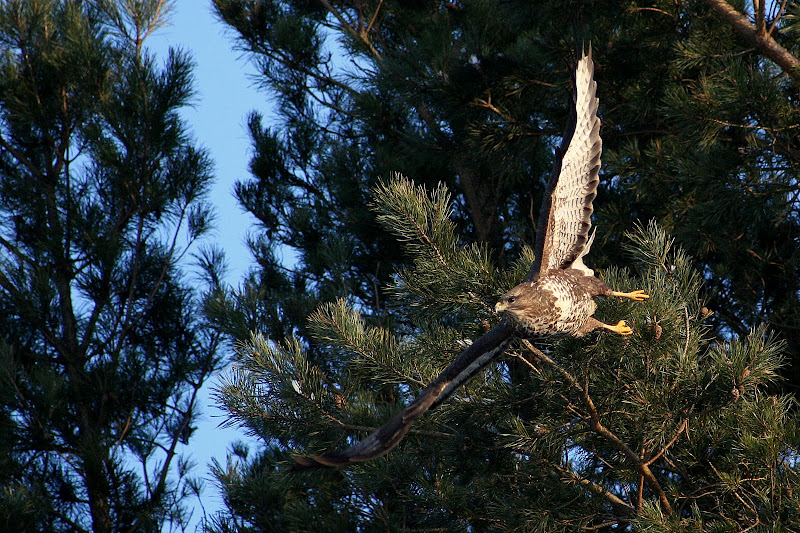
[290,455,320,471]
[291,453,351,471]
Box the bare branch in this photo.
[754,0,765,33]
[550,463,636,517]
[643,418,688,467]
[767,0,788,36]
[366,0,384,33]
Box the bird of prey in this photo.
[293,48,649,469]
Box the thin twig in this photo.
[520,339,674,514]
[550,463,635,516]
[643,418,688,467]
[628,6,677,19]
[319,0,382,60]
[473,93,517,123]
[682,305,691,357]
[708,117,800,131]
[767,0,788,36]
[366,0,384,33]
[755,0,765,33]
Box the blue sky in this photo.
[149,3,264,283]
[148,2,268,524]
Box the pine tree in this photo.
[597,0,800,390]
[211,177,799,530]
[0,1,219,531]
[208,0,799,389]
[206,0,593,347]
[206,0,800,529]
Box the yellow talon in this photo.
[607,320,633,336]
[612,290,649,302]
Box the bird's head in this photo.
[495,285,530,316]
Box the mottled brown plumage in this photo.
[494,48,648,338]
[293,48,648,469]
[495,269,648,337]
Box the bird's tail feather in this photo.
[429,335,512,410]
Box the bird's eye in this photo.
[507,296,516,304]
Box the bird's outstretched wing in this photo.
[294,50,600,469]
[293,322,513,468]
[526,48,601,282]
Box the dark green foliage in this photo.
[0,1,219,531]
[207,0,800,530]
[209,0,799,388]
[206,0,607,351]
[212,180,799,530]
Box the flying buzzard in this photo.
[294,49,648,469]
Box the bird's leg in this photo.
[580,317,633,336]
[610,289,649,302]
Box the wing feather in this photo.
[293,321,514,468]
[526,48,601,281]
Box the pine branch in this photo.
[520,339,674,515]
[308,300,427,387]
[318,0,382,61]
[549,463,636,518]
[701,0,800,80]
[642,418,688,467]
[0,133,45,180]
[371,175,454,267]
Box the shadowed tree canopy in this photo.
[204,0,800,530]
[209,0,799,387]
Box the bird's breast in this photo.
[515,273,596,336]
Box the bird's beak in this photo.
[494,301,507,313]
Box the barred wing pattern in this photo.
[527,49,601,282]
